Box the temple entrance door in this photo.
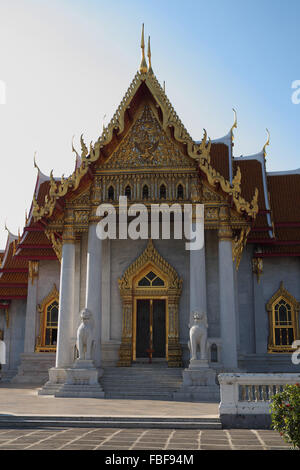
[135,299,166,360]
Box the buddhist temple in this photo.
[0,27,299,398]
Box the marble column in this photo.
[55,238,76,368]
[24,261,39,353]
[189,221,207,323]
[101,238,111,343]
[85,223,102,368]
[218,207,238,369]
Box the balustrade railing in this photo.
[218,373,300,415]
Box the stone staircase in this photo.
[101,364,183,400]
[0,368,18,383]
[11,353,56,384]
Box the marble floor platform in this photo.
[0,383,218,419]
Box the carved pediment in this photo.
[202,184,222,202]
[69,191,90,206]
[103,105,196,170]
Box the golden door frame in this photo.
[133,296,168,361]
[118,239,182,367]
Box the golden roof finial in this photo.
[231,108,237,142]
[263,128,270,157]
[147,35,153,74]
[33,151,40,173]
[139,24,148,74]
[72,135,80,159]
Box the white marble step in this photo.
[101,366,183,399]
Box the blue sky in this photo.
[0,0,299,246]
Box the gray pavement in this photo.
[0,427,290,450]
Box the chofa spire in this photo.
[147,35,153,74]
[263,128,270,157]
[231,108,237,142]
[139,24,148,74]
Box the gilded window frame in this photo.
[36,284,59,353]
[266,282,300,353]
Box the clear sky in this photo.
[0,0,299,247]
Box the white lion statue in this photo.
[188,311,208,361]
[76,308,94,360]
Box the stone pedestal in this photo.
[173,362,220,402]
[39,360,105,398]
[188,359,210,370]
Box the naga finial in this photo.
[139,24,148,74]
[232,165,241,194]
[198,129,211,162]
[80,134,89,159]
[72,135,80,159]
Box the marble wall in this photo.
[237,247,300,372]
[2,299,26,373]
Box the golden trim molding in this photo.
[28,261,39,285]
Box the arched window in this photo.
[177,184,184,200]
[142,185,149,200]
[108,186,114,201]
[36,285,59,352]
[266,282,300,353]
[159,184,166,199]
[44,301,58,347]
[125,185,131,200]
[138,271,165,287]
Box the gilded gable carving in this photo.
[69,192,90,206]
[202,185,221,202]
[103,105,196,170]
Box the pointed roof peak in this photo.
[147,35,153,74]
[139,24,148,74]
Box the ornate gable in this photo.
[103,104,196,170]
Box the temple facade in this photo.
[0,33,300,396]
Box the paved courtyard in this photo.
[0,384,291,450]
[0,427,290,450]
[0,383,218,417]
